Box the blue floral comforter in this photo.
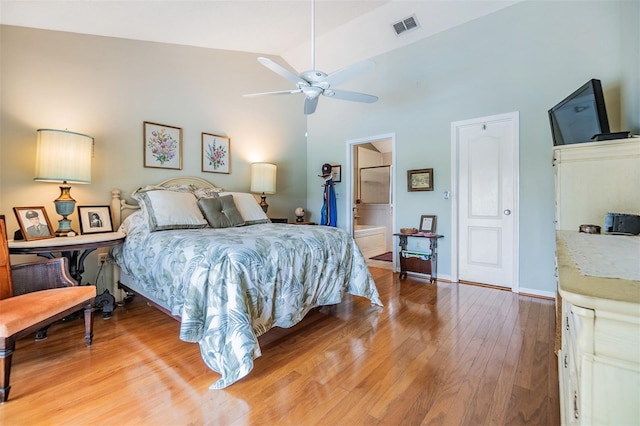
[110,213,382,389]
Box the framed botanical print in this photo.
[77,205,114,234]
[143,121,182,170]
[407,168,434,192]
[13,206,55,241]
[202,133,231,174]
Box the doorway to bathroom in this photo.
[345,134,395,271]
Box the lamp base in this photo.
[54,185,77,237]
[54,218,76,237]
[259,194,269,213]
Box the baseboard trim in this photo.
[517,287,555,300]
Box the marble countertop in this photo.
[556,231,640,314]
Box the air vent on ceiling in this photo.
[392,14,419,36]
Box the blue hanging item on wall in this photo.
[320,163,337,227]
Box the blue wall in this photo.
[305,1,639,295]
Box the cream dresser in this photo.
[556,232,639,425]
[553,137,640,425]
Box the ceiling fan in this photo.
[244,0,379,115]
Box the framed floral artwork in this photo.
[202,133,231,174]
[143,121,182,170]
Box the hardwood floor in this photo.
[0,267,559,425]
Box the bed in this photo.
[109,177,382,389]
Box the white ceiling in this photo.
[0,0,521,73]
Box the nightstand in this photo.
[270,218,289,224]
[9,232,126,318]
[291,222,317,225]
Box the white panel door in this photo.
[456,113,518,289]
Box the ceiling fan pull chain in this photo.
[311,0,315,71]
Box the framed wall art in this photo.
[331,165,342,183]
[13,206,54,241]
[407,168,434,192]
[77,205,113,234]
[419,215,437,233]
[143,121,182,170]
[202,133,231,174]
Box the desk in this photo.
[9,232,126,317]
[394,232,443,283]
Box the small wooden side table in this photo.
[393,232,444,283]
[9,232,126,318]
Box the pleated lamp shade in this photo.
[34,129,93,184]
[250,162,276,213]
[34,128,93,236]
[250,162,276,194]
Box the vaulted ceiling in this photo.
[0,0,520,72]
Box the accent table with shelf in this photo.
[393,232,443,282]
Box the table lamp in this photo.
[250,162,276,213]
[34,129,93,236]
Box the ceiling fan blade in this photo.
[304,97,319,115]
[257,57,305,86]
[322,60,375,87]
[244,89,302,97]
[325,89,378,103]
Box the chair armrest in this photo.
[11,257,77,296]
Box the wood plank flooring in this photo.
[0,267,559,425]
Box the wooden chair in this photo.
[0,217,96,402]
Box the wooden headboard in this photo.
[110,176,221,229]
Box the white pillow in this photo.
[133,189,208,231]
[218,192,269,225]
[118,210,147,234]
[193,187,224,199]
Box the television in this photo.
[548,79,610,146]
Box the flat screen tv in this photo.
[548,79,610,146]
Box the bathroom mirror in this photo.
[359,165,391,204]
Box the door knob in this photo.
[504,209,511,215]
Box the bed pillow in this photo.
[193,187,223,199]
[218,192,270,225]
[133,189,208,231]
[197,195,245,228]
[118,210,147,234]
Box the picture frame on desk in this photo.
[419,215,437,233]
[77,205,114,234]
[13,206,55,241]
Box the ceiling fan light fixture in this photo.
[304,86,323,99]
